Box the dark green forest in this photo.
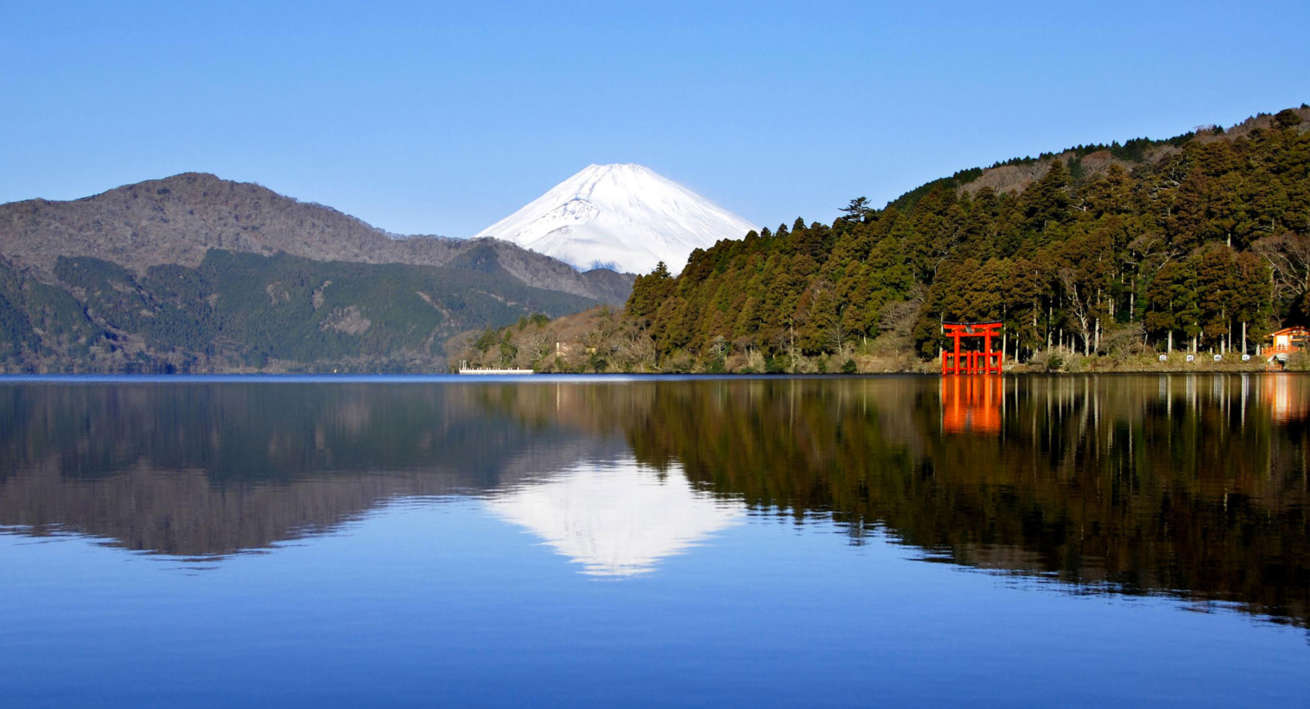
[0,250,598,373]
[627,107,1310,369]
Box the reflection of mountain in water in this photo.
[475,375,1310,625]
[486,457,742,576]
[0,382,625,556]
[0,375,1307,627]
[607,376,1310,626]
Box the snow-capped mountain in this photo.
[474,163,757,275]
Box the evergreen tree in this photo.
[607,110,1310,366]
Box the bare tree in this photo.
[1059,268,1093,355]
[1252,232,1310,307]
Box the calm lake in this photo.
[1,374,1307,707]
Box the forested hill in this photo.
[615,106,1310,371]
[0,249,600,373]
[0,172,636,373]
[0,172,632,305]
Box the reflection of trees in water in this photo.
[2,463,459,557]
[575,376,1306,626]
[472,375,1309,628]
[0,383,584,482]
[0,383,619,556]
[0,376,1306,626]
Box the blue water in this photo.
[0,376,1306,707]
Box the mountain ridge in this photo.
[0,172,632,305]
[0,173,638,372]
[885,106,1310,210]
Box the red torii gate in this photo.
[941,321,1003,375]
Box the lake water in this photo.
[1,374,1307,707]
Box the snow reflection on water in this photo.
[485,457,743,577]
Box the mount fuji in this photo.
[474,163,757,275]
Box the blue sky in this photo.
[2,1,1308,236]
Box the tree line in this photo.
[627,108,1310,367]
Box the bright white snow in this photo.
[484,457,744,577]
[474,163,757,275]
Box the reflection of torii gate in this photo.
[941,322,1003,375]
[940,375,1003,434]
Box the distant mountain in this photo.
[0,173,635,372]
[475,163,757,275]
[0,172,632,304]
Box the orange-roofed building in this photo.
[1266,326,1310,363]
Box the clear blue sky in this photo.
[3,1,1308,236]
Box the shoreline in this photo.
[0,367,1303,380]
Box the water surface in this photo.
[1,375,1306,706]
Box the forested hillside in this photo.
[0,172,639,372]
[458,106,1310,373]
[0,172,633,304]
[622,106,1310,369]
[0,250,596,373]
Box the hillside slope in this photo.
[0,249,597,373]
[0,172,632,304]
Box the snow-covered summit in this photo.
[474,163,757,275]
